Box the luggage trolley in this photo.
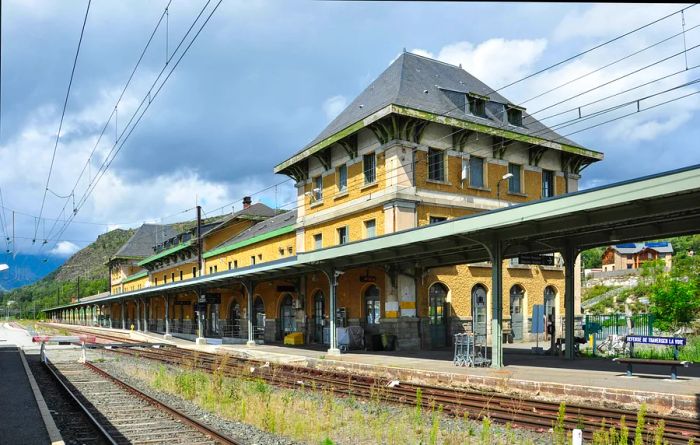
[453,333,490,367]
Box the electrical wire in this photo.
[487,4,697,94]
[34,0,91,242]
[48,0,223,248]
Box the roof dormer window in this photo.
[507,106,524,127]
[467,93,487,117]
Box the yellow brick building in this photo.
[102,52,601,349]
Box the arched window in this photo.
[228,299,241,338]
[253,296,265,339]
[313,291,325,343]
[428,283,448,325]
[510,285,524,315]
[544,286,556,318]
[364,285,380,325]
[279,293,296,337]
[471,284,487,339]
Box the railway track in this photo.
[44,357,242,445]
[51,325,700,444]
[118,345,700,444]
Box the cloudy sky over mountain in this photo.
[1,1,699,286]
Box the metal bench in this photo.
[613,357,691,380]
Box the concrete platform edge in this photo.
[18,348,65,445]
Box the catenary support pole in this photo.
[244,280,255,347]
[324,268,341,357]
[164,296,172,340]
[563,245,578,360]
[490,239,504,369]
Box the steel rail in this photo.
[84,362,241,445]
[56,326,699,443]
[117,345,700,444]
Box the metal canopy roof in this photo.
[47,164,700,312]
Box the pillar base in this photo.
[195,337,207,346]
[246,340,256,347]
[326,347,341,357]
[163,334,173,340]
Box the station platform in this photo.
[42,323,700,418]
[0,324,61,445]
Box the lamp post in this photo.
[496,173,514,206]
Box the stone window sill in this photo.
[309,200,324,208]
[507,191,527,198]
[467,185,491,192]
[360,181,378,192]
[426,178,451,186]
[334,191,349,200]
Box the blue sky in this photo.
[1,1,699,288]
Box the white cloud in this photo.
[411,38,548,87]
[322,95,348,121]
[50,241,80,257]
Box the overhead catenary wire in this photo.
[42,0,173,245]
[486,3,698,95]
[21,1,700,251]
[34,0,91,243]
[47,0,223,249]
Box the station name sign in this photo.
[626,335,686,346]
[517,254,555,266]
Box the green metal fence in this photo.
[584,313,654,341]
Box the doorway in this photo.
[428,283,448,348]
[279,294,296,340]
[471,284,487,342]
[313,290,325,344]
[510,285,524,341]
[228,300,241,338]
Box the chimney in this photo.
[243,196,252,209]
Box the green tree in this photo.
[646,257,700,332]
[581,247,605,269]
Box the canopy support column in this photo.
[243,280,256,347]
[489,239,504,369]
[164,296,172,340]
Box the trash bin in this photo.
[381,333,397,351]
[370,334,383,351]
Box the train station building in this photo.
[48,52,611,355]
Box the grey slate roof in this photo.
[112,224,177,259]
[612,242,674,255]
[213,209,297,250]
[204,203,277,236]
[292,51,586,160]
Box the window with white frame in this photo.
[364,219,376,239]
[312,175,323,201]
[427,148,446,182]
[469,156,484,188]
[337,164,347,192]
[508,163,522,193]
[363,153,376,184]
[542,169,554,198]
[337,226,348,245]
[313,234,323,250]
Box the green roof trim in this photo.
[122,270,148,284]
[274,104,603,173]
[203,224,295,259]
[137,240,192,266]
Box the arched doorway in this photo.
[364,285,381,326]
[279,294,296,340]
[228,299,241,338]
[428,283,448,348]
[544,286,556,340]
[313,290,325,344]
[253,297,265,340]
[510,285,525,341]
[471,284,487,342]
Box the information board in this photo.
[626,335,686,346]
